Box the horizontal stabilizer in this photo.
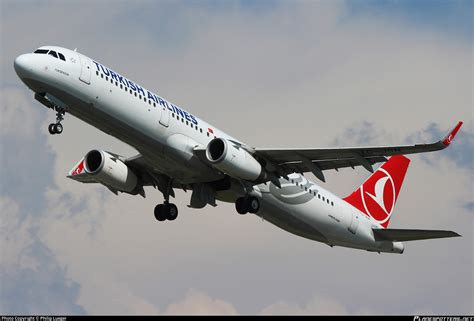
[373,228,461,242]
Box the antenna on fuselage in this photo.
[74,48,77,52]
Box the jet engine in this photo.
[206,138,264,181]
[84,149,138,193]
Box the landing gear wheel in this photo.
[166,203,178,221]
[48,123,56,135]
[235,197,248,215]
[54,123,63,134]
[247,196,260,214]
[154,204,167,221]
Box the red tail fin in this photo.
[343,155,410,228]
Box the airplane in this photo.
[14,45,463,254]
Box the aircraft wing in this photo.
[253,121,463,182]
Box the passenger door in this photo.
[78,54,92,84]
[348,209,359,234]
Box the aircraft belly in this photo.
[256,192,329,243]
[28,78,219,184]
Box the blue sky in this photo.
[140,0,474,40]
[346,0,472,40]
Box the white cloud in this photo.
[260,295,349,315]
[0,197,35,268]
[0,196,86,314]
[75,274,160,315]
[164,289,238,315]
[0,87,42,139]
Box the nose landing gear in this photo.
[48,107,66,135]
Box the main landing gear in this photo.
[154,178,178,222]
[235,196,260,215]
[48,107,66,135]
[154,202,178,221]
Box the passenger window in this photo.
[181,118,184,123]
[134,92,137,97]
[318,194,320,199]
[331,201,334,206]
[115,81,118,86]
[120,84,123,89]
[322,196,325,201]
[153,102,156,107]
[48,51,58,58]
[186,121,189,125]
[143,97,146,102]
[105,77,108,81]
[58,53,66,61]
[139,95,142,99]
[96,71,99,76]
[101,74,103,78]
[200,128,203,133]
[34,49,49,54]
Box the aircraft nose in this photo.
[14,54,33,78]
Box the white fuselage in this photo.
[14,46,404,253]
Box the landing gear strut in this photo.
[48,106,66,135]
[235,196,260,215]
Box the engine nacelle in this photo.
[84,149,138,193]
[206,138,263,181]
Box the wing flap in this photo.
[279,156,387,173]
[373,228,461,242]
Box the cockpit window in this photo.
[34,48,66,61]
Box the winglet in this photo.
[442,121,463,147]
